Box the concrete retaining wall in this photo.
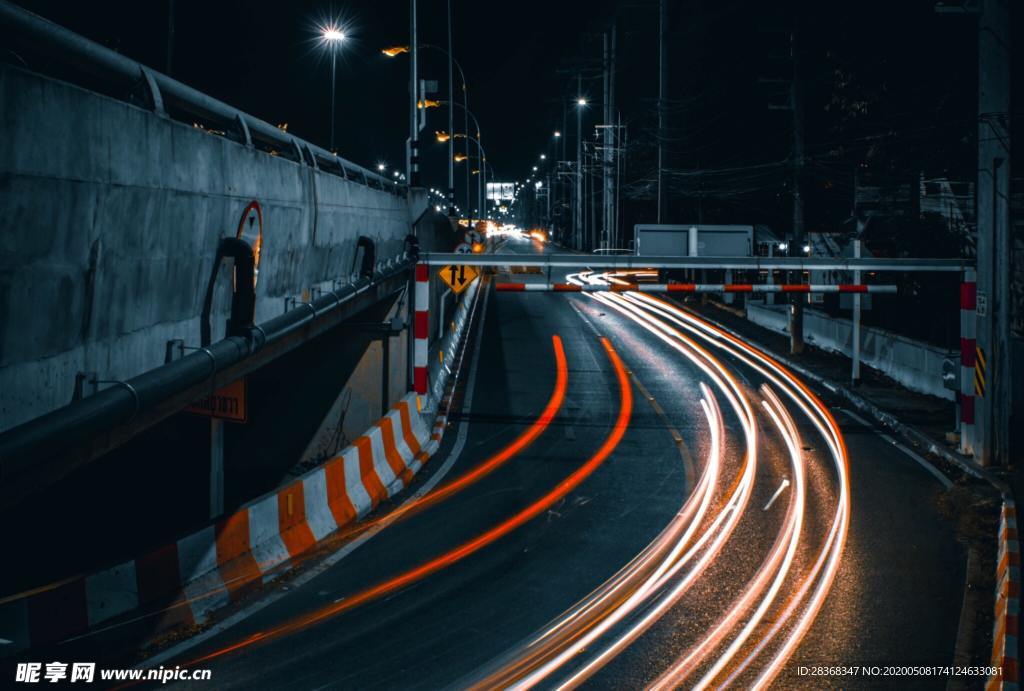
[746,303,955,400]
[0,64,411,433]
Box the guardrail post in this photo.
[851,237,862,387]
[414,263,429,395]
[960,267,977,456]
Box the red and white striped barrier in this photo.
[414,263,429,395]
[960,268,977,456]
[495,282,896,294]
[0,394,434,656]
[989,499,1020,690]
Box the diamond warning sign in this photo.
[439,264,480,294]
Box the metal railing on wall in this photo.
[0,0,402,196]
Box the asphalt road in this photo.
[150,235,965,690]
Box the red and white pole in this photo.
[414,263,429,396]
[960,268,976,456]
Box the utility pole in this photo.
[408,0,419,187]
[788,26,805,355]
[602,26,617,251]
[657,0,668,223]
[446,0,455,215]
[576,73,584,251]
[616,111,624,249]
[975,0,1012,466]
[610,24,617,248]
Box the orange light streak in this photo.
[186,337,630,668]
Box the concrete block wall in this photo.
[0,64,412,433]
[746,303,955,400]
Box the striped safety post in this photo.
[414,263,429,395]
[960,268,977,456]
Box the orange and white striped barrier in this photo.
[989,499,1020,690]
[494,282,896,294]
[0,393,438,655]
[0,263,490,658]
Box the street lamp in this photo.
[554,131,561,138]
[383,40,469,213]
[448,132,487,220]
[540,153,546,160]
[575,92,587,249]
[319,24,346,151]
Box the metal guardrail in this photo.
[0,258,416,507]
[0,0,402,195]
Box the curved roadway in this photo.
[151,235,965,690]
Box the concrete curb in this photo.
[0,277,486,657]
[0,394,431,655]
[694,306,1018,689]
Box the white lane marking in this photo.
[763,479,790,511]
[134,284,491,671]
[837,408,953,489]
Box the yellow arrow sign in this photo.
[439,264,480,294]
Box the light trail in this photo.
[617,287,851,688]
[182,337,631,668]
[472,268,851,689]
[651,386,807,690]
[102,334,570,636]
[467,384,725,690]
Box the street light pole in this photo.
[453,133,486,221]
[446,0,455,215]
[320,25,345,151]
[330,47,337,150]
[408,0,419,187]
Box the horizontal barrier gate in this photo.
[414,253,976,458]
[495,282,897,293]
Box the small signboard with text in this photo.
[186,378,248,423]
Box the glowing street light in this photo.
[322,27,345,42]
[554,131,561,138]
[577,97,587,106]
[381,45,410,57]
[436,130,451,142]
[454,153,468,162]
[540,153,546,160]
[377,162,386,172]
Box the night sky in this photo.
[10,0,622,202]
[6,1,1018,227]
